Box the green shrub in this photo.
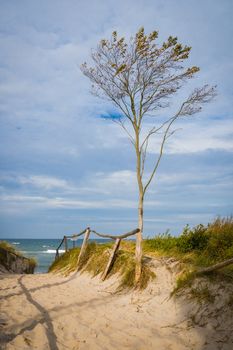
[177,224,210,253]
[205,217,233,261]
[144,217,233,277]
[143,231,177,253]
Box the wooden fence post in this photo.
[102,238,121,281]
[77,227,90,267]
[55,249,59,260]
[64,236,68,252]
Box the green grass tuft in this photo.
[190,285,215,303]
[0,241,19,254]
[82,242,112,275]
[0,240,37,270]
[49,247,81,275]
[28,257,37,269]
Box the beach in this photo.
[1,258,232,350]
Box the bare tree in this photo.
[81,28,216,284]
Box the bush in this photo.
[176,217,233,264]
[143,231,177,252]
[144,217,233,268]
[204,217,233,261]
[177,224,210,253]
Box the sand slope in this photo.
[0,258,232,350]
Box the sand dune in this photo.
[0,258,232,350]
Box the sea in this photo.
[2,238,110,274]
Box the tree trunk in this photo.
[134,126,144,285]
[135,194,143,285]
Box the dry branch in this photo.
[91,228,139,240]
[196,258,233,275]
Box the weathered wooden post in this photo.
[64,236,68,252]
[55,249,59,260]
[77,227,91,267]
[102,238,121,281]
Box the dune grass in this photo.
[143,217,233,292]
[0,241,19,254]
[49,217,232,291]
[0,240,37,270]
[27,257,37,269]
[49,247,81,275]
[144,217,233,278]
[49,241,155,289]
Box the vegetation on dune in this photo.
[0,241,19,254]
[144,217,233,290]
[49,241,155,290]
[0,240,37,272]
[144,217,233,264]
[49,247,81,275]
[189,284,216,304]
[49,217,232,291]
[26,257,37,269]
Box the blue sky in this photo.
[0,0,232,238]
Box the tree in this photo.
[81,28,216,284]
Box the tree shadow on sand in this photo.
[0,274,116,349]
[0,275,59,349]
[0,271,79,301]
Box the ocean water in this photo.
[2,238,109,273]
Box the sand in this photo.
[0,258,232,350]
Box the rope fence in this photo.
[55,227,139,280]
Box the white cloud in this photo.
[89,170,137,194]
[18,175,71,190]
[146,118,233,154]
[0,193,160,213]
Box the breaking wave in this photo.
[44,249,65,254]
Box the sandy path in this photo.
[0,259,232,350]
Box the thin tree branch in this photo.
[143,103,185,195]
[140,116,175,153]
[112,118,135,145]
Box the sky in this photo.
[0,0,232,238]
